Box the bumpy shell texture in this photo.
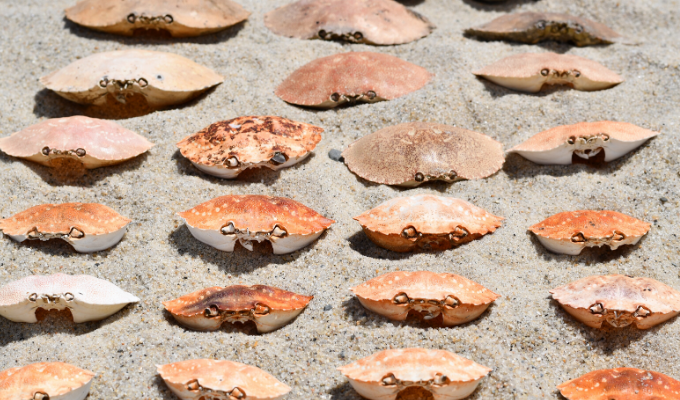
[40,50,224,108]
[558,368,680,400]
[473,52,623,93]
[0,362,94,400]
[275,52,432,108]
[0,116,154,169]
[264,0,434,45]
[342,122,504,187]
[176,116,323,179]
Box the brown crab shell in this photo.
[352,271,500,326]
[65,0,250,37]
[342,122,504,187]
[0,203,131,253]
[275,52,432,108]
[264,0,434,45]
[0,362,95,400]
[529,210,650,255]
[176,116,323,179]
[338,348,491,400]
[40,50,223,108]
[473,52,623,93]
[163,285,313,333]
[558,368,680,400]
[0,116,154,169]
[466,12,623,47]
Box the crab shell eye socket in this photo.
[567,136,576,145]
[433,373,449,385]
[401,227,418,239]
[443,295,459,308]
[221,222,236,235]
[541,69,549,77]
[634,306,651,317]
[204,305,220,318]
[354,32,363,41]
[366,90,376,99]
[229,387,246,399]
[571,232,586,243]
[612,231,625,241]
[127,13,136,23]
[330,93,340,102]
[253,304,271,315]
[381,374,397,386]
[589,303,604,314]
[318,29,327,38]
[42,147,50,156]
[601,134,610,141]
[32,392,49,400]
[187,379,200,391]
[270,152,287,165]
[414,172,425,182]
[164,15,174,24]
[225,156,239,168]
[393,293,410,304]
[69,227,85,239]
[75,148,86,157]
[573,70,581,78]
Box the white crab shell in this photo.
[0,362,95,400]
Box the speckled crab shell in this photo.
[338,348,491,400]
[0,203,132,253]
[264,0,434,45]
[352,271,500,326]
[0,273,139,323]
[275,52,432,108]
[529,210,650,255]
[65,0,250,37]
[176,116,323,179]
[342,122,504,187]
[0,116,154,169]
[177,195,334,254]
[354,195,503,252]
[473,53,623,93]
[550,275,680,329]
[163,285,313,333]
[40,50,223,108]
[558,368,680,399]
[0,362,95,400]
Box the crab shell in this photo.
[473,53,623,93]
[338,348,491,400]
[176,116,323,179]
[0,273,139,323]
[0,362,95,400]
[163,285,313,333]
[178,195,334,255]
[342,122,504,187]
[0,203,132,253]
[529,210,650,255]
[0,116,154,169]
[558,368,680,399]
[264,0,434,45]
[352,271,500,326]
[40,50,223,108]
[275,52,432,108]
[65,0,250,37]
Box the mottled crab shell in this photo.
[466,12,623,46]
[529,210,650,255]
[342,122,504,187]
[0,362,95,400]
[163,285,313,333]
[354,195,503,252]
[550,275,680,329]
[338,348,491,400]
[558,368,680,399]
[473,53,623,93]
[0,203,131,253]
[275,52,432,108]
[352,271,500,326]
[177,195,334,254]
[40,50,223,108]
[264,0,434,45]
[508,121,658,165]
[176,116,323,179]
[0,116,154,169]
[65,0,250,37]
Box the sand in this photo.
[0,0,679,398]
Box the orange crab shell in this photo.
[0,362,94,400]
[558,368,680,400]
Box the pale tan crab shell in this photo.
[338,348,491,400]
[0,116,154,169]
[177,195,334,254]
[558,368,680,400]
[550,275,680,329]
[275,52,432,108]
[529,210,650,255]
[473,53,623,93]
[342,122,504,187]
[176,116,323,179]
[264,0,434,45]
[0,362,94,400]
[354,195,503,252]
[352,271,500,326]
[163,285,313,333]
[0,203,132,253]
[40,50,224,108]
[65,0,250,37]
[0,273,139,323]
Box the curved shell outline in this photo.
[558,368,680,400]
[0,362,95,400]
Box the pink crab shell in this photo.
[338,348,491,400]
[558,368,680,400]
[0,362,94,400]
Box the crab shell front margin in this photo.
[552,300,678,330]
[190,152,312,179]
[533,230,644,255]
[360,223,487,253]
[343,371,486,400]
[4,223,130,253]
